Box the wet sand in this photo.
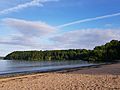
[0,63,120,90]
[59,63,120,75]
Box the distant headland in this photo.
[4,40,120,62]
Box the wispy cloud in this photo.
[0,0,59,15]
[51,29,120,49]
[1,18,56,47]
[1,17,120,49]
[57,12,120,28]
[0,36,34,47]
[2,18,56,37]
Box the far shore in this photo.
[0,63,120,90]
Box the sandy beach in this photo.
[0,63,120,90]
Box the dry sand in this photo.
[0,63,120,90]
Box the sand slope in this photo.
[0,73,120,90]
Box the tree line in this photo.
[4,40,120,62]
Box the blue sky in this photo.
[0,0,120,56]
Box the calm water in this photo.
[0,60,96,75]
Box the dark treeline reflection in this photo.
[4,40,120,62]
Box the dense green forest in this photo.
[0,57,4,59]
[4,40,120,62]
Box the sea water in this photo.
[0,59,96,75]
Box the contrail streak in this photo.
[57,12,120,28]
[0,0,59,15]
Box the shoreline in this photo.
[0,63,98,78]
[0,62,119,78]
[0,63,120,90]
